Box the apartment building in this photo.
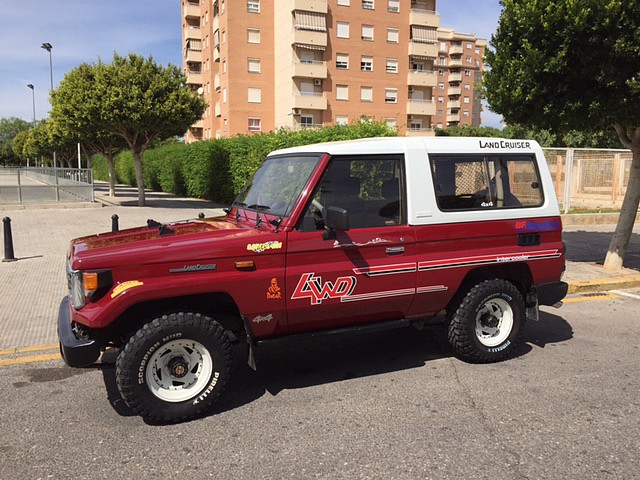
[432,28,486,129]
[181,0,483,141]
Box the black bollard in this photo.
[2,217,17,262]
[111,214,119,232]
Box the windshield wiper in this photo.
[233,201,247,207]
[247,204,271,211]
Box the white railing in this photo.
[294,92,325,97]
[0,168,94,204]
[407,98,434,104]
[294,60,326,66]
[409,69,436,74]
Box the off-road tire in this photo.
[116,312,232,422]
[448,279,525,363]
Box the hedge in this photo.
[92,121,396,204]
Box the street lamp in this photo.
[26,84,36,167]
[41,42,56,167]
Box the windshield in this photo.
[233,154,322,218]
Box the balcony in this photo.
[449,72,462,82]
[448,100,461,109]
[184,1,200,19]
[292,92,327,110]
[293,61,327,79]
[407,99,436,116]
[448,58,463,68]
[293,29,328,49]
[449,45,464,55]
[185,49,202,63]
[449,86,462,95]
[294,0,328,13]
[192,118,204,128]
[184,26,201,41]
[447,113,461,123]
[407,70,437,88]
[408,41,438,59]
[406,127,435,137]
[409,8,439,28]
[186,71,203,85]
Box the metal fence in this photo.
[0,167,94,204]
[542,148,633,213]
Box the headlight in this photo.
[70,271,86,310]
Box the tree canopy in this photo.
[0,117,31,166]
[52,53,206,205]
[485,0,640,270]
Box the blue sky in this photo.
[0,0,503,127]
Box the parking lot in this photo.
[0,291,638,479]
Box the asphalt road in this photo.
[0,291,639,480]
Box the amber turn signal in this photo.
[235,261,255,270]
[83,272,99,291]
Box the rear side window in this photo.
[430,155,543,211]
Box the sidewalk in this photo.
[0,183,638,349]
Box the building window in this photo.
[336,115,348,125]
[475,48,480,55]
[301,116,314,127]
[248,58,261,73]
[361,56,373,72]
[222,59,227,73]
[247,0,260,13]
[439,69,445,76]
[337,0,350,5]
[248,118,261,131]
[464,84,471,90]
[438,96,444,103]
[437,123,443,129]
[386,118,397,129]
[438,109,444,115]
[386,58,398,74]
[223,88,227,103]
[336,53,349,69]
[221,29,226,44]
[247,28,260,44]
[248,88,262,103]
[361,25,374,41]
[464,97,470,104]
[221,0,225,14]
[224,117,228,131]
[387,0,399,12]
[385,88,397,103]
[467,42,473,49]
[362,0,374,9]
[336,84,349,101]
[336,21,350,39]
[386,28,399,43]
[440,42,447,51]
[463,110,470,117]
[466,56,472,63]
[439,82,445,90]
[465,69,471,77]
[360,86,373,102]
[439,55,447,66]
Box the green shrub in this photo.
[91,122,395,204]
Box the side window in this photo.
[298,155,405,231]
[430,155,543,211]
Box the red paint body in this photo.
[66,154,565,340]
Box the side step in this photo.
[255,318,411,348]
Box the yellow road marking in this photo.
[0,353,61,367]
[0,344,58,357]
[563,294,618,304]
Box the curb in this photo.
[567,274,640,294]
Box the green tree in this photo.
[22,120,52,163]
[11,130,29,162]
[484,0,640,270]
[0,117,31,166]
[435,125,505,138]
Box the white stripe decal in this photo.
[353,263,417,277]
[418,250,560,271]
[417,285,448,294]
[341,288,416,303]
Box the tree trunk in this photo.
[604,130,640,271]
[133,150,146,207]
[106,153,116,198]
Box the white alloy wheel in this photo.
[475,297,514,347]
[145,339,213,403]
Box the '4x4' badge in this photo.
[291,273,357,305]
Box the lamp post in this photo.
[26,84,36,168]
[41,42,56,168]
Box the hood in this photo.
[70,215,277,270]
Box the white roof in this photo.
[268,136,541,157]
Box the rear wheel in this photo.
[448,279,525,363]
[116,312,232,422]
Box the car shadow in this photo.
[99,311,572,423]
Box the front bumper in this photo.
[536,281,569,306]
[57,297,100,367]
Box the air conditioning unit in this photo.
[292,108,302,116]
[408,87,414,93]
[314,79,322,86]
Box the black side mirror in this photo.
[323,206,350,239]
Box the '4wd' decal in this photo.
[291,273,357,305]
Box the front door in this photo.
[285,154,416,333]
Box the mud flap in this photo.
[241,316,258,371]
[526,303,540,322]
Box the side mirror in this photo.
[324,206,350,232]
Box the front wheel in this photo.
[116,312,232,422]
[448,279,525,363]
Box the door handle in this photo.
[386,246,405,255]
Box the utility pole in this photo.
[26,84,36,168]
